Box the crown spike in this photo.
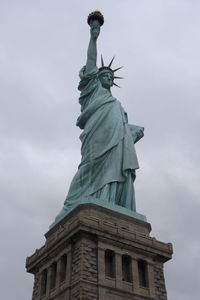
[114,76,124,79]
[108,56,115,68]
[101,55,104,67]
[113,82,120,88]
[113,66,123,73]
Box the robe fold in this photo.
[53,66,143,224]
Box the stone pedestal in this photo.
[26,203,173,300]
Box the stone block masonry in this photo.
[26,203,173,299]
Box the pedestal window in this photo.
[59,254,67,283]
[50,262,57,290]
[138,260,148,287]
[105,250,115,278]
[122,255,132,282]
[40,269,47,296]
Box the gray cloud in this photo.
[0,1,200,299]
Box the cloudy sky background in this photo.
[0,0,200,299]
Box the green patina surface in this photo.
[50,11,145,229]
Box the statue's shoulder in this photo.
[78,66,100,92]
[79,66,99,79]
[114,99,124,109]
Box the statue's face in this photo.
[90,20,100,39]
[99,71,114,90]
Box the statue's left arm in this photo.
[123,111,144,144]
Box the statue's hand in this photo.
[128,124,144,144]
[90,20,100,40]
[136,128,144,140]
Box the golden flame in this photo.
[95,9,102,13]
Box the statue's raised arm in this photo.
[86,10,104,73]
[86,21,99,72]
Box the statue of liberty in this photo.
[51,11,144,227]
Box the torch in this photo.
[87,10,104,27]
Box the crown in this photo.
[99,55,123,88]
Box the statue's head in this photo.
[99,69,114,90]
[99,56,123,90]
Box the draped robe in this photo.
[53,66,143,225]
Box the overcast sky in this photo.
[0,1,200,299]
